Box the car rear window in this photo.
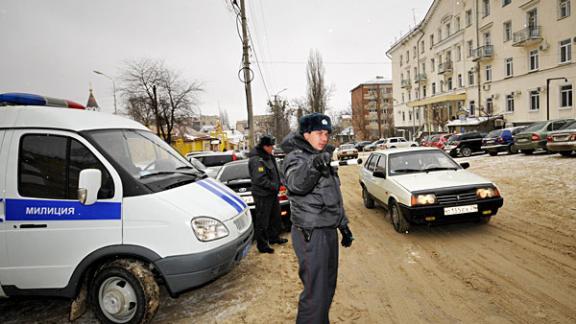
[522,122,547,133]
[196,154,234,167]
[559,120,576,130]
[487,129,503,137]
[340,144,355,150]
[219,163,249,182]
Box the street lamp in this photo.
[546,77,568,120]
[273,88,288,101]
[93,70,118,114]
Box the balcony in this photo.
[401,79,412,89]
[512,26,542,47]
[438,61,453,75]
[415,73,427,83]
[472,45,494,61]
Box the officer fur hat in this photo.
[258,134,276,147]
[298,112,332,134]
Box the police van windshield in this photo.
[87,129,202,182]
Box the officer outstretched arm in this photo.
[283,154,324,195]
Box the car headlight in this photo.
[411,194,437,206]
[476,187,500,199]
[191,217,229,241]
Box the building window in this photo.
[505,58,513,77]
[530,90,540,111]
[458,74,463,87]
[413,46,417,58]
[402,93,405,103]
[455,16,461,31]
[421,62,426,73]
[468,70,475,85]
[560,84,573,107]
[448,77,453,90]
[456,45,462,61]
[482,0,490,17]
[431,58,435,71]
[432,82,436,95]
[409,111,412,121]
[402,111,406,121]
[529,50,539,71]
[438,28,442,42]
[559,0,571,18]
[446,23,451,37]
[506,94,515,112]
[406,50,410,62]
[560,39,572,63]
[486,98,493,115]
[483,31,492,46]
[420,40,425,53]
[423,86,427,97]
[485,65,492,82]
[469,100,475,115]
[416,110,420,120]
[503,21,512,42]
[440,80,444,92]
[465,10,473,27]
[400,55,403,67]
[503,0,511,6]
[467,40,474,57]
[430,34,435,47]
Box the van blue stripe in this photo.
[5,199,121,221]
[197,181,243,213]
[205,178,247,209]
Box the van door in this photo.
[0,130,8,296]
[2,130,123,290]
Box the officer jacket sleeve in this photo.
[283,153,322,195]
[249,157,278,192]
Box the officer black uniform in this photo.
[248,135,287,254]
[280,113,354,324]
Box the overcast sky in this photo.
[0,0,433,125]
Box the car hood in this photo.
[393,170,493,192]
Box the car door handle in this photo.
[20,224,48,229]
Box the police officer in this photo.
[280,113,354,324]
[248,135,288,254]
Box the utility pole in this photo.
[239,0,255,148]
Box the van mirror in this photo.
[373,170,386,178]
[78,169,102,205]
[460,162,470,169]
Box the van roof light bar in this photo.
[0,92,86,109]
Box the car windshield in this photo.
[388,150,459,175]
[521,121,547,133]
[87,129,203,185]
[487,129,504,137]
[218,162,250,182]
[196,153,235,167]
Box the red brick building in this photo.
[351,77,394,140]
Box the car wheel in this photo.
[362,186,375,209]
[478,216,491,224]
[488,151,498,156]
[390,200,410,233]
[91,259,159,324]
[508,145,519,154]
[449,151,458,158]
[460,146,472,157]
[521,149,534,155]
[560,151,573,157]
[410,144,417,147]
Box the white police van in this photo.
[0,93,253,323]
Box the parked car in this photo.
[481,126,528,156]
[190,151,239,178]
[355,140,373,152]
[546,119,576,156]
[273,145,286,159]
[419,135,436,147]
[430,134,451,150]
[337,143,359,160]
[376,137,419,150]
[444,132,486,157]
[514,119,574,155]
[364,139,386,152]
[215,159,292,230]
[359,147,503,233]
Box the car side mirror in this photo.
[460,162,470,169]
[373,170,387,178]
[78,169,102,205]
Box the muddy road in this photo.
[1,152,575,323]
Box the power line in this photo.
[256,60,392,65]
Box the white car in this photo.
[359,147,503,233]
[376,137,418,150]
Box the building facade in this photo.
[387,0,575,138]
[351,77,394,140]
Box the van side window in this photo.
[19,134,114,200]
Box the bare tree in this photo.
[125,96,154,127]
[119,58,202,144]
[267,97,292,141]
[219,108,230,130]
[306,50,330,113]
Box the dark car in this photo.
[188,151,239,178]
[481,126,527,156]
[364,139,386,152]
[443,132,486,157]
[215,159,291,231]
[354,140,373,152]
[514,119,574,155]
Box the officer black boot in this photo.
[257,243,275,254]
[269,237,288,245]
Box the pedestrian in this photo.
[248,135,288,254]
[280,113,354,324]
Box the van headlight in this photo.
[476,187,500,199]
[191,217,229,241]
[411,194,437,206]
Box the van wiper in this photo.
[139,170,202,180]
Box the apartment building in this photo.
[387,0,575,138]
[351,77,394,140]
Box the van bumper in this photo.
[154,226,254,297]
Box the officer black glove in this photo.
[312,152,332,177]
[339,225,354,248]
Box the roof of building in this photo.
[350,77,393,92]
[86,88,99,110]
[386,0,441,54]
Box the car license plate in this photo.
[242,196,254,204]
[444,204,478,215]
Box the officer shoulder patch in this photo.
[258,166,265,173]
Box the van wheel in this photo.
[362,187,375,209]
[390,201,410,233]
[91,259,160,324]
[460,146,472,157]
